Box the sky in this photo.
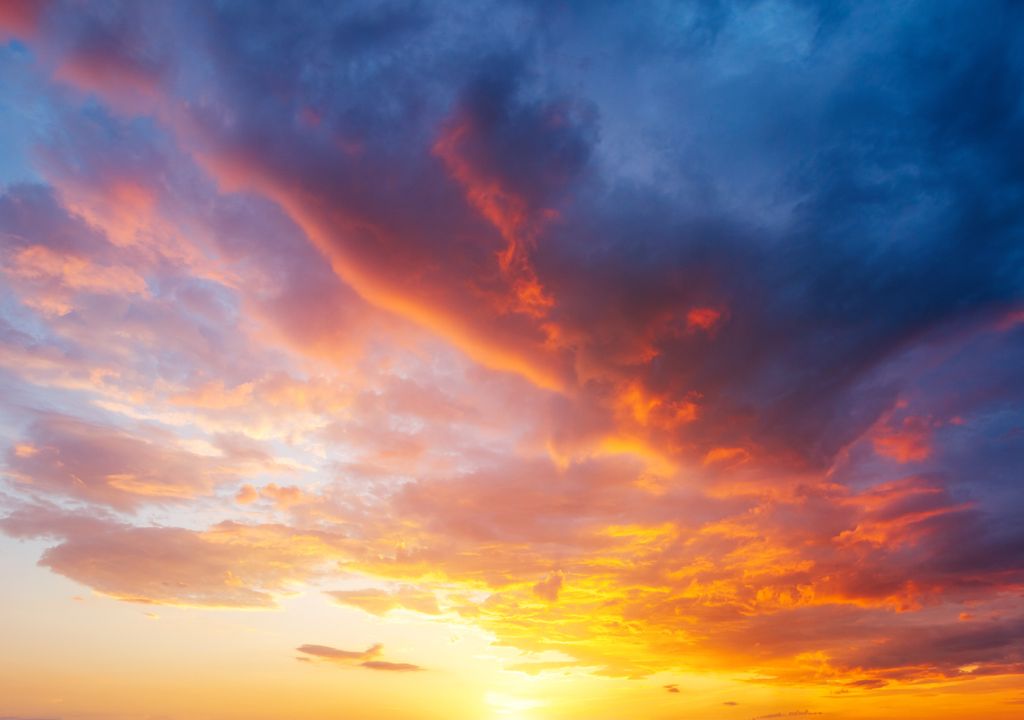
[0,1,1023,719]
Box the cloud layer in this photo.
[1,0,1023,715]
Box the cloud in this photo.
[0,0,1023,703]
[505,660,581,676]
[0,504,344,607]
[532,571,564,602]
[0,0,45,39]
[831,615,1024,680]
[234,482,311,511]
[297,643,422,672]
[872,415,934,463]
[296,643,382,662]
[4,414,230,510]
[359,660,422,672]
[327,586,441,616]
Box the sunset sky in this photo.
[1,1,1024,719]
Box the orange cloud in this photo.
[686,307,723,333]
[703,446,750,466]
[433,116,556,320]
[198,152,569,392]
[257,483,309,510]
[5,244,148,315]
[873,416,932,463]
[235,484,259,505]
[327,587,441,616]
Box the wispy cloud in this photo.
[297,643,422,672]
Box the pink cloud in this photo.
[0,0,45,39]
[1,505,346,608]
[6,415,229,510]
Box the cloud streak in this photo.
[297,643,423,672]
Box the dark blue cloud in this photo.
[6,0,1022,465]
